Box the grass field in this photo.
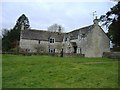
[2,54,119,88]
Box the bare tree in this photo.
[48,24,64,33]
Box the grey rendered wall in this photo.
[85,24,110,57]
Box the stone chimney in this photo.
[21,23,24,30]
[93,16,99,25]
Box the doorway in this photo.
[72,42,77,53]
[73,46,77,53]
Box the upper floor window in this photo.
[49,38,55,43]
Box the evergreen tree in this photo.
[14,14,30,30]
[100,1,120,48]
[2,14,30,52]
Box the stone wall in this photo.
[20,39,38,52]
[19,38,63,53]
[63,53,84,57]
[65,24,110,57]
[85,24,110,57]
[103,52,120,59]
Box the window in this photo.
[38,40,40,44]
[65,38,67,41]
[49,38,55,43]
[49,49,55,53]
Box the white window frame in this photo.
[49,48,55,53]
[49,38,55,43]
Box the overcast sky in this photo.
[1,0,117,34]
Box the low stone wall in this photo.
[2,52,84,57]
[103,52,120,59]
[63,53,84,57]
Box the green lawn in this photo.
[2,54,119,88]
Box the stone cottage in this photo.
[19,18,110,57]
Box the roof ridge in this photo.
[28,29,66,34]
[30,29,47,32]
[68,24,93,33]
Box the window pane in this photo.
[52,39,54,43]
[49,38,55,43]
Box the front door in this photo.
[71,42,77,53]
[73,46,77,53]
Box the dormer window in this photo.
[49,38,55,43]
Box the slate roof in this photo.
[21,25,94,41]
[68,25,94,40]
[21,29,65,42]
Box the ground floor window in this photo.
[25,48,31,52]
[49,48,55,53]
[77,48,82,54]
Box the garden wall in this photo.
[103,52,120,59]
[2,52,85,58]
